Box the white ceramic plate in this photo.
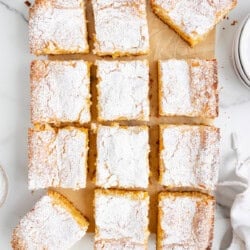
[232,14,250,88]
[0,165,8,207]
[239,14,250,81]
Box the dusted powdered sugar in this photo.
[190,59,218,118]
[92,0,149,55]
[12,195,87,249]
[160,125,219,191]
[159,59,218,118]
[29,1,88,54]
[95,191,149,244]
[159,59,192,115]
[96,126,149,188]
[96,60,149,121]
[152,0,235,38]
[31,60,91,124]
[159,194,214,249]
[95,241,145,250]
[28,128,88,190]
[48,0,83,8]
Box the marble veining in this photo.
[0,1,28,23]
[220,95,250,109]
[0,0,250,250]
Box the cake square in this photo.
[158,192,215,249]
[151,0,237,46]
[28,126,88,190]
[12,190,89,249]
[31,60,91,125]
[29,0,89,55]
[92,0,149,56]
[95,189,149,249]
[159,125,220,192]
[158,59,218,118]
[96,60,150,121]
[96,125,150,189]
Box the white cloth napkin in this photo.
[216,134,250,250]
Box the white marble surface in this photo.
[0,0,250,249]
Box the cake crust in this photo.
[158,59,219,118]
[96,125,150,189]
[159,125,220,192]
[28,126,89,190]
[31,60,91,125]
[96,60,150,121]
[92,0,149,56]
[11,190,89,250]
[157,191,215,250]
[151,0,237,46]
[29,0,89,55]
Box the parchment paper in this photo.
[49,1,215,233]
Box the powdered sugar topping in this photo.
[96,60,149,121]
[29,1,88,54]
[159,194,214,249]
[12,195,87,249]
[96,126,149,188]
[160,125,219,191]
[95,241,145,250]
[95,191,149,244]
[48,0,83,8]
[31,60,91,124]
[160,59,192,115]
[153,0,235,38]
[159,59,218,118]
[28,127,88,190]
[92,0,149,55]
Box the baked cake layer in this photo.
[158,191,215,250]
[96,60,150,121]
[92,0,149,56]
[151,0,237,46]
[12,190,89,249]
[159,59,218,118]
[159,125,220,192]
[96,125,150,189]
[28,126,88,190]
[31,60,91,124]
[29,0,89,55]
[94,189,149,249]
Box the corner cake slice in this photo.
[151,0,237,46]
[29,0,89,55]
[12,190,89,249]
[158,191,215,249]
